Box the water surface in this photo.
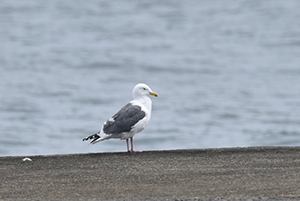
[1,0,300,156]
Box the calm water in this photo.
[1,0,300,156]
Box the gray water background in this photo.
[1,0,300,156]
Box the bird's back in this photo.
[103,103,146,135]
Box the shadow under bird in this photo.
[83,83,158,152]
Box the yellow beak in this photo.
[149,91,158,97]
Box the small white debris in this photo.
[22,157,32,162]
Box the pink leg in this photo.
[126,139,130,152]
[128,137,142,153]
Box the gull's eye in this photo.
[143,87,146,90]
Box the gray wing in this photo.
[103,103,146,135]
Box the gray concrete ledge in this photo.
[1,147,300,201]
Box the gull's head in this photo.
[132,83,158,100]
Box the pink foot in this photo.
[128,149,143,153]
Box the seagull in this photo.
[83,83,158,152]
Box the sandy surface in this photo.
[1,147,300,201]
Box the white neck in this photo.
[132,96,152,111]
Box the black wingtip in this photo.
[83,132,101,142]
